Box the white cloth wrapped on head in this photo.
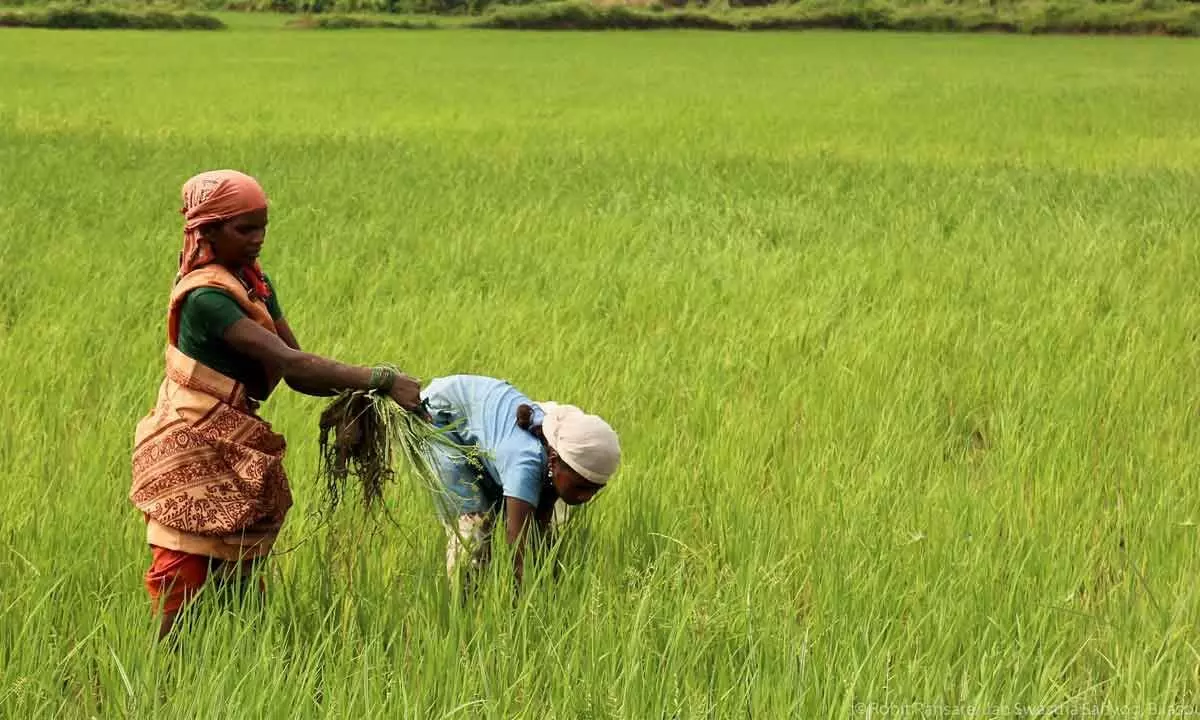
[536,402,621,485]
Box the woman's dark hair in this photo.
[516,404,546,443]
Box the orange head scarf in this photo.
[179,170,271,299]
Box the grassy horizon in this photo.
[1,28,1199,717]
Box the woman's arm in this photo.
[273,318,334,396]
[534,486,558,533]
[222,317,421,409]
[505,497,540,587]
[275,318,301,351]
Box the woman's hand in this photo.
[388,372,423,413]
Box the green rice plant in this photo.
[2,27,1200,719]
[318,383,478,511]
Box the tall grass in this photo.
[1,29,1199,717]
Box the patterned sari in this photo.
[130,265,292,561]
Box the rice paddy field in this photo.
[2,24,1200,718]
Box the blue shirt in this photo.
[420,375,547,507]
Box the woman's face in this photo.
[203,208,268,268]
[549,452,605,505]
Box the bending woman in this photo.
[421,374,621,591]
[130,169,421,639]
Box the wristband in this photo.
[369,366,396,393]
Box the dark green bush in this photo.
[286,12,437,25]
[0,6,225,27]
[468,0,1200,34]
[3,0,1198,34]
[475,3,740,28]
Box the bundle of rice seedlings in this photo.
[318,386,476,512]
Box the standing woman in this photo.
[130,169,421,639]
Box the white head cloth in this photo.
[537,401,621,485]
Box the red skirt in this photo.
[144,546,260,614]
